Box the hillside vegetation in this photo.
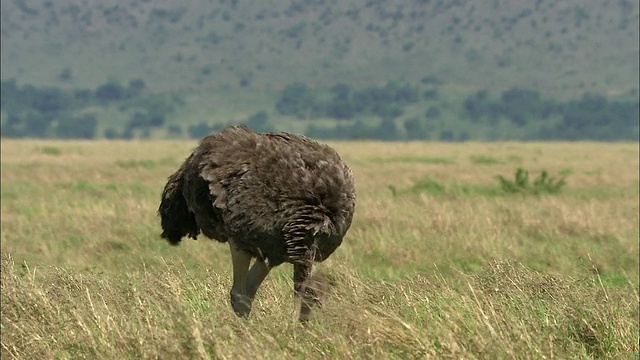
[1,0,638,140]
[2,0,638,92]
[1,140,638,358]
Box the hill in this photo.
[2,0,638,94]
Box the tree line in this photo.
[1,78,637,141]
[275,82,638,141]
[276,82,422,121]
[0,78,182,139]
[461,88,638,140]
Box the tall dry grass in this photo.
[1,139,638,359]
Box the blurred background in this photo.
[1,0,638,141]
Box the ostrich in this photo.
[158,125,356,322]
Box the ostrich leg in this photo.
[246,259,271,301]
[228,240,252,317]
[293,260,314,323]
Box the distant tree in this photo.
[166,125,183,138]
[326,83,355,120]
[128,79,146,95]
[139,128,151,139]
[351,84,406,117]
[500,87,542,126]
[275,82,317,119]
[402,42,414,52]
[24,112,54,137]
[127,111,166,129]
[73,89,93,104]
[375,104,403,119]
[58,67,73,82]
[439,130,455,142]
[554,93,637,140]
[104,127,120,139]
[56,114,97,139]
[404,116,430,140]
[244,111,273,132]
[463,90,490,122]
[201,66,213,75]
[239,73,252,87]
[128,112,148,129]
[306,124,337,140]
[457,131,471,142]
[188,122,224,139]
[95,82,128,103]
[425,106,441,119]
[0,113,26,137]
[393,83,419,103]
[349,120,373,139]
[421,75,442,85]
[0,79,35,114]
[30,87,71,113]
[371,118,399,140]
[423,88,439,100]
[121,127,134,140]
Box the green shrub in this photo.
[40,146,62,156]
[496,168,567,195]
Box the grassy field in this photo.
[1,139,638,359]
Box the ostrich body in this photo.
[158,125,356,322]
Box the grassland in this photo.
[1,139,638,359]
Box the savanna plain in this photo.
[1,139,638,359]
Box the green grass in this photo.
[392,169,569,198]
[1,140,638,358]
[395,177,501,198]
[39,146,62,156]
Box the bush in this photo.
[496,168,567,195]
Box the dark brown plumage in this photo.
[158,125,356,322]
